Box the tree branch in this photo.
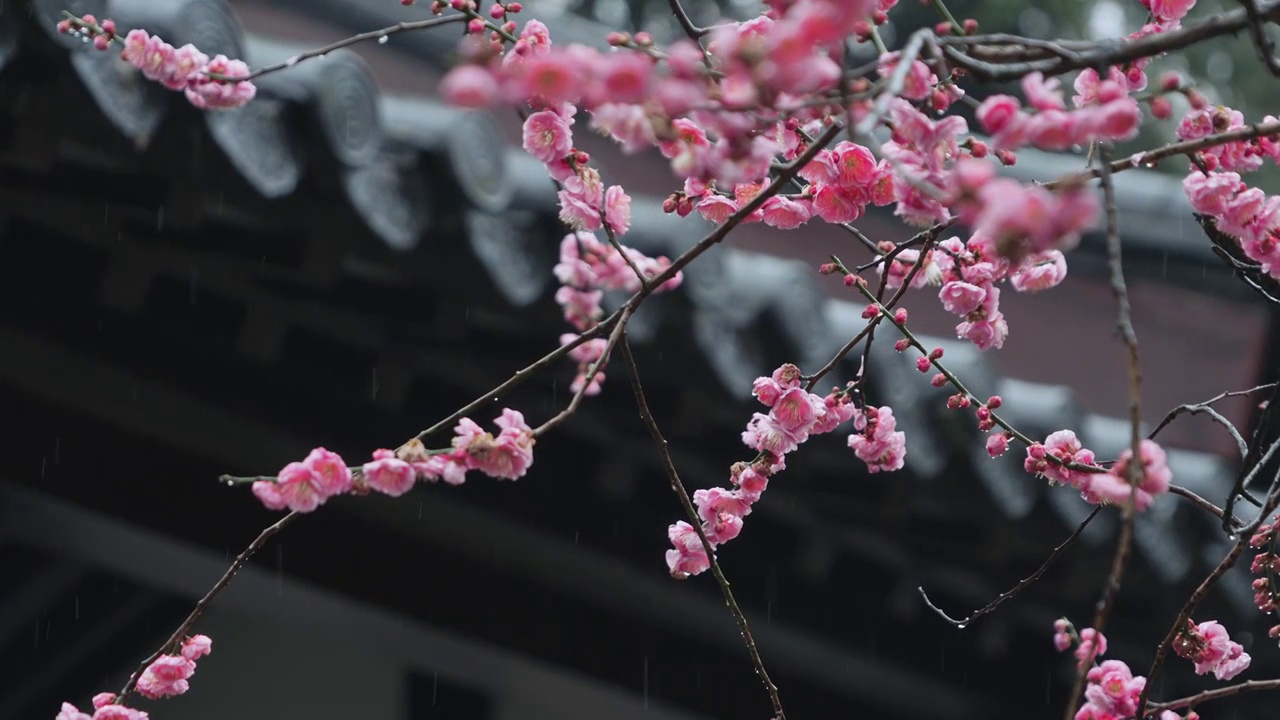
[620,338,787,720]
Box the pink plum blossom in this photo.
[441,65,499,107]
[522,110,574,163]
[604,185,632,235]
[451,408,536,481]
[136,655,195,699]
[185,56,256,110]
[1075,628,1108,667]
[362,449,418,497]
[1009,251,1068,292]
[1085,439,1172,511]
[181,634,212,661]
[847,406,907,473]
[666,521,710,578]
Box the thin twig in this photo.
[666,0,708,39]
[1042,120,1280,190]
[620,339,786,720]
[533,305,633,437]
[117,512,300,702]
[1135,445,1280,718]
[1168,484,1233,523]
[939,0,1280,80]
[919,506,1102,628]
[244,15,467,80]
[1149,678,1280,712]
[405,311,622,445]
[1150,404,1250,458]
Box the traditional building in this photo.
[1,1,1276,719]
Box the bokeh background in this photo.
[2,1,1280,719]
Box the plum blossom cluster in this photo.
[58,16,255,110]
[846,405,907,473]
[1180,106,1280,282]
[1173,619,1252,681]
[468,22,683,394]
[977,71,1141,154]
[677,134,896,230]
[1024,433,1171,511]
[895,229,1070,352]
[666,364,858,578]
[1076,660,1149,720]
[1053,621,1154,720]
[57,635,211,720]
[137,635,213,699]
[1053,620,1109,668]
[949,158,1099,263]
[553,231,682,394]
[251,410,535,512]
[1249,517,1280,641]
[440,4,978,238]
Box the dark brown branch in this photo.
[1168,484,1233,523]
[244,15,467,80]
[666,0,708,39]
[1239,0,1280,77]
[1064,147,1142,720]
[941,1,1280,80]
[1135,446,1280,718]
[1149,678,1280,712]
[117,511,300,702]
[406,312,621,445]
[919,506,1102,628]
[1042,120,1280,190]
[620,338,786,720]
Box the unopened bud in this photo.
[1150,96,1172,120]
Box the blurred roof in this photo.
[0,1,1274,718]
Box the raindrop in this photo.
[418,502,423,519]
[40,457,46,479]
[643,657,649,709]
[574,531,579,544]
[432,673,438,706]
[156,206,165,231]
[378,35,389,44]
[957,623,967,629]
[371,367,379,400]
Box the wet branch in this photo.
[919,506,1102,628]
[117,512,300,702]
[620,338,787,720]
